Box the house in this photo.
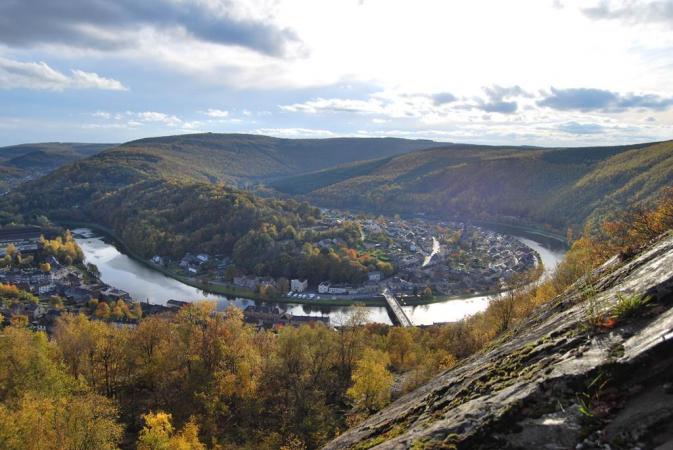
[100,287,131,302]
[31,321,47,332]
[233,276,262,290]
[288,315,330,326]
[26,303,48,319]
[368,271,383,282]
[167,299,190,309]
[37,283,56,295]
[290,279,308,292]
[318,282,331,294]
[327,284,349,295]
[0,227,50,256]
[151,255,164,265]
[196,254,209,263]
[179,254,198,268]
[243,305,285,329]
[63,287,93,304]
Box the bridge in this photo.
[382,288,413,327]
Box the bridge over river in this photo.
[382,288,413,327]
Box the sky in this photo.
[1,0,673,147]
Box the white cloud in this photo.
[252,127,336,138]
[0,57,126,91]
[281,97,386,114]
[280,87,536,121]
[69,69,127,91]
[89,110,183,128]
[132,111,182,125]
[204,108,230,118]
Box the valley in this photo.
[0,132,670,450]
[71,223,565,326]
[3,3,673,448]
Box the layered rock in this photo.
[325,234,673,449]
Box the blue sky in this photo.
[1,0,672,146]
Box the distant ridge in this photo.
[0,142,114,190]
[272,139,673,231]
[106,132,445,185]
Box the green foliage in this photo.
[0,142,111,191]
[611,292,652,321]
[275,140,673,232]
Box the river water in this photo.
[74,226,566,326]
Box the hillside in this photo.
[2,134,444,277]
[272,140,673,231]
[0,134,442,254]
[110,133,443,185]
[0,142,113,191]
[325,231,673,449]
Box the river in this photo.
[73,226,566,326]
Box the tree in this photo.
[387,327,416,370]
[10,315,28,328]
[137,412,205,450]
[224,264,237,282]
[347,348,394,413]
[0,393,122,450]
[277,277,290,294]
[420,286,433,300]
[39,262,52,273]
[49,296,64,310]
[0,325,74,404]
[132,302,143,320]
[5,243,16,258]
[95,302,111,319]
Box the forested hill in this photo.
[0,142,113,191]
[104,133,443,185]
[272,140,673,232]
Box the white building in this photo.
[327,285,349,295]
[318,282,331,294]
[37,283,56,295]
[291,279,308,292]
[368,271,383,282]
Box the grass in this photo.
[611,292,652,321]
[580,280,603,331]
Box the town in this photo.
[151,210,540,303]
[0,226,330,333]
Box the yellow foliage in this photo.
[138,412,205,450]
[347,348,393,412]
[0,393,122,450]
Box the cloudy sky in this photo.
[1,0,673,146]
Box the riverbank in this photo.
[62,221,391,306]
[62,220,556,308]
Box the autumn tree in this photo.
[347,348,394,413]
[137,411,205,450]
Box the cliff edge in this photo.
[325,233,673,449]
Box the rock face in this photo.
[325,234,673,450]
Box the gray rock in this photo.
[324,234,673,449]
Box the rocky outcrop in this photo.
[325,234,673,450]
